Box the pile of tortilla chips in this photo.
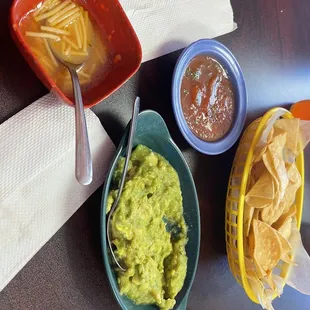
[244,118,302,309]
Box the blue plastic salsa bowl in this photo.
[172,39,247,155]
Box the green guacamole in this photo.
[107,145,188,310]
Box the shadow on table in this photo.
[301,223,310,253]
[193,143,238,263]
[63,183,119,309]
[137,43,192,152]
[97,110,125,145]
[0,2,47,124]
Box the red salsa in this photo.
[181,55,235,142]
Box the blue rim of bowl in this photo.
[172,39,247,155]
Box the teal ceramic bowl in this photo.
[100,110,200,310]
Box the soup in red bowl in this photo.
[10,0,142,108]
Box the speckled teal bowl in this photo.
[100,110,200,310]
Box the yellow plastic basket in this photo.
[225,107,305,303]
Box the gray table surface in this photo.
[0,0,310,309]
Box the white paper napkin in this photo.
[0,93,115,292]
[119,0,237,62]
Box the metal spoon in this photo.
[107,97,140,271]
[48,43,93,185]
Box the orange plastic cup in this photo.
[291,100,310,120]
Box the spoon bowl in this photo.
[47,18,94,66]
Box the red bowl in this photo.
[10,0,142,108]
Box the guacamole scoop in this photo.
[106,145,188,310]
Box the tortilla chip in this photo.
[272,204,296,241]
[282,179,301,213]
[267,137,289,198]
[260,221,295,265]
[261,201,284,226]
[254,145,267,163]
[246,171,275,200]
[268,131,287,151]
[261,148,289,224]
[267,127,275,144]
[272,126,286,136]
[247,269,259,282]
[247,170,256,190]
[265,270,276,291]
[253,126,276,163]
[253,256,267,279]
[287,163,302,185]
[247,275,266,308]
[245,197,272,210]
[262,152,280,192]
[272,205,296,231]
[274,118,300,154]
[253,209,260,220]
[276,229,292,253]
[244,203,255,237]
[245,256,256,271]
[270,274,285,295]
[263,289,276,310]
[250,220,282,271]
[252,160,267,181]
[278,218,292,240]
[248,226,255,257]
[275,229,295,265]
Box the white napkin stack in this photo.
[120,0,236,62]
[0,93,115,292]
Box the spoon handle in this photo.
[117,97,140,196]
[69,68,93,185]
[106,97,140,271]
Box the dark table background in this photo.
[0,0,309,309]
